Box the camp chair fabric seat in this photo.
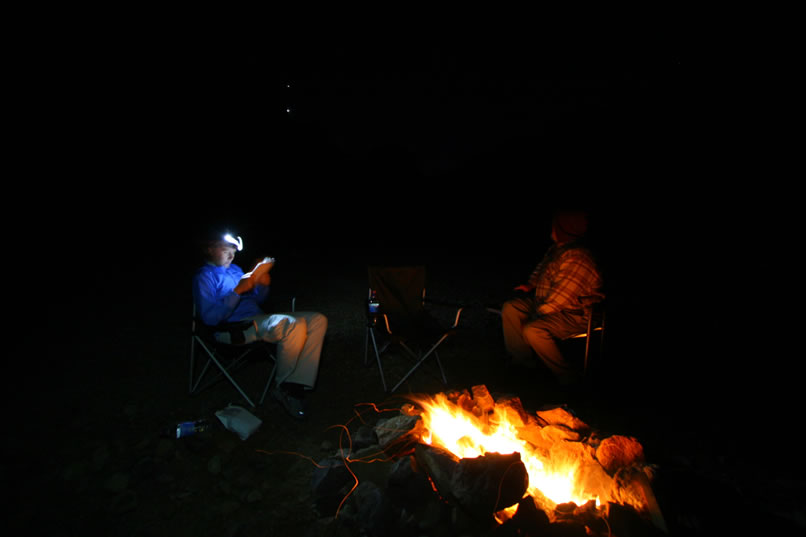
[189,305,277,408]
[364,266,464,393]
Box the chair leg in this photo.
[190,359,214,394]
[368,328,388,392]
[583,312,594,377]
[599,313,606,360]
[190,334,198,393]
[433,350,448,385]
[192,337,257,407]
[216,363,257,408]
[190,336,215,394]
[192,339,250,394]
[364,326,370,366]
[259,356,278,405]
[391,336,450,393]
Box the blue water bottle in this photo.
[175,419,210,439]
[368,290,380,324]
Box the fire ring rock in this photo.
[595,435,645,475]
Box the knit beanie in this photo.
[552,210,588,243]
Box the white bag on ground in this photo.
[215,404,262,440]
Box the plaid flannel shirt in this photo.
[528,244,603,316]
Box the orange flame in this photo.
[410,391,605,512]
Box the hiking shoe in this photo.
[271,386,306,420]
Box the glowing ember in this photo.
[405,385,654,522]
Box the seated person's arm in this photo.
[236,257,274,296]
[194,272,243,326]
[233,275,255,295]
[535,257,596,315]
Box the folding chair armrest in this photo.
[578,294,604,307]
[424,296,465,308]
[381,313,393,334]
[450,307,464,329]
[194,319,255,344]
[214,320,255,331]
[194,318,254,331]
[423,297,466,329]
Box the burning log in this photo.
[414,443,529,525]
[452,451,529,514]
[413,443,458,498]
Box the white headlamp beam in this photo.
[223,233,244,251]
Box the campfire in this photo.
[312,385,667,536]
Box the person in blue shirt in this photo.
[193,232,327,419]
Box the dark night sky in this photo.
[45,26,739,353]
[40,20,798,437]
[52,27,699,270]
[48,25,752,320]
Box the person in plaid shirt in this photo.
[501,210,604,386]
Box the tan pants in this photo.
[501,297,586,386]
[248,311,328,389]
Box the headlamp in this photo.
[223,233,244,251]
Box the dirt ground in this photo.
[20,249,805,536]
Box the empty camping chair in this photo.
[364,266,465,393]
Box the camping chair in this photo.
[487,295,606,377]
[564,295,606,376]
[364,266,464,393]
[189,297,296,408]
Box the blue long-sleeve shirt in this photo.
[193,263,270,326]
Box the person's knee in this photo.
[501,301,515,317]
[289,316,307,334]
[523,323,553,347]
[310,312,328,331]
[501,300,525,323]
[270,315,306,342]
